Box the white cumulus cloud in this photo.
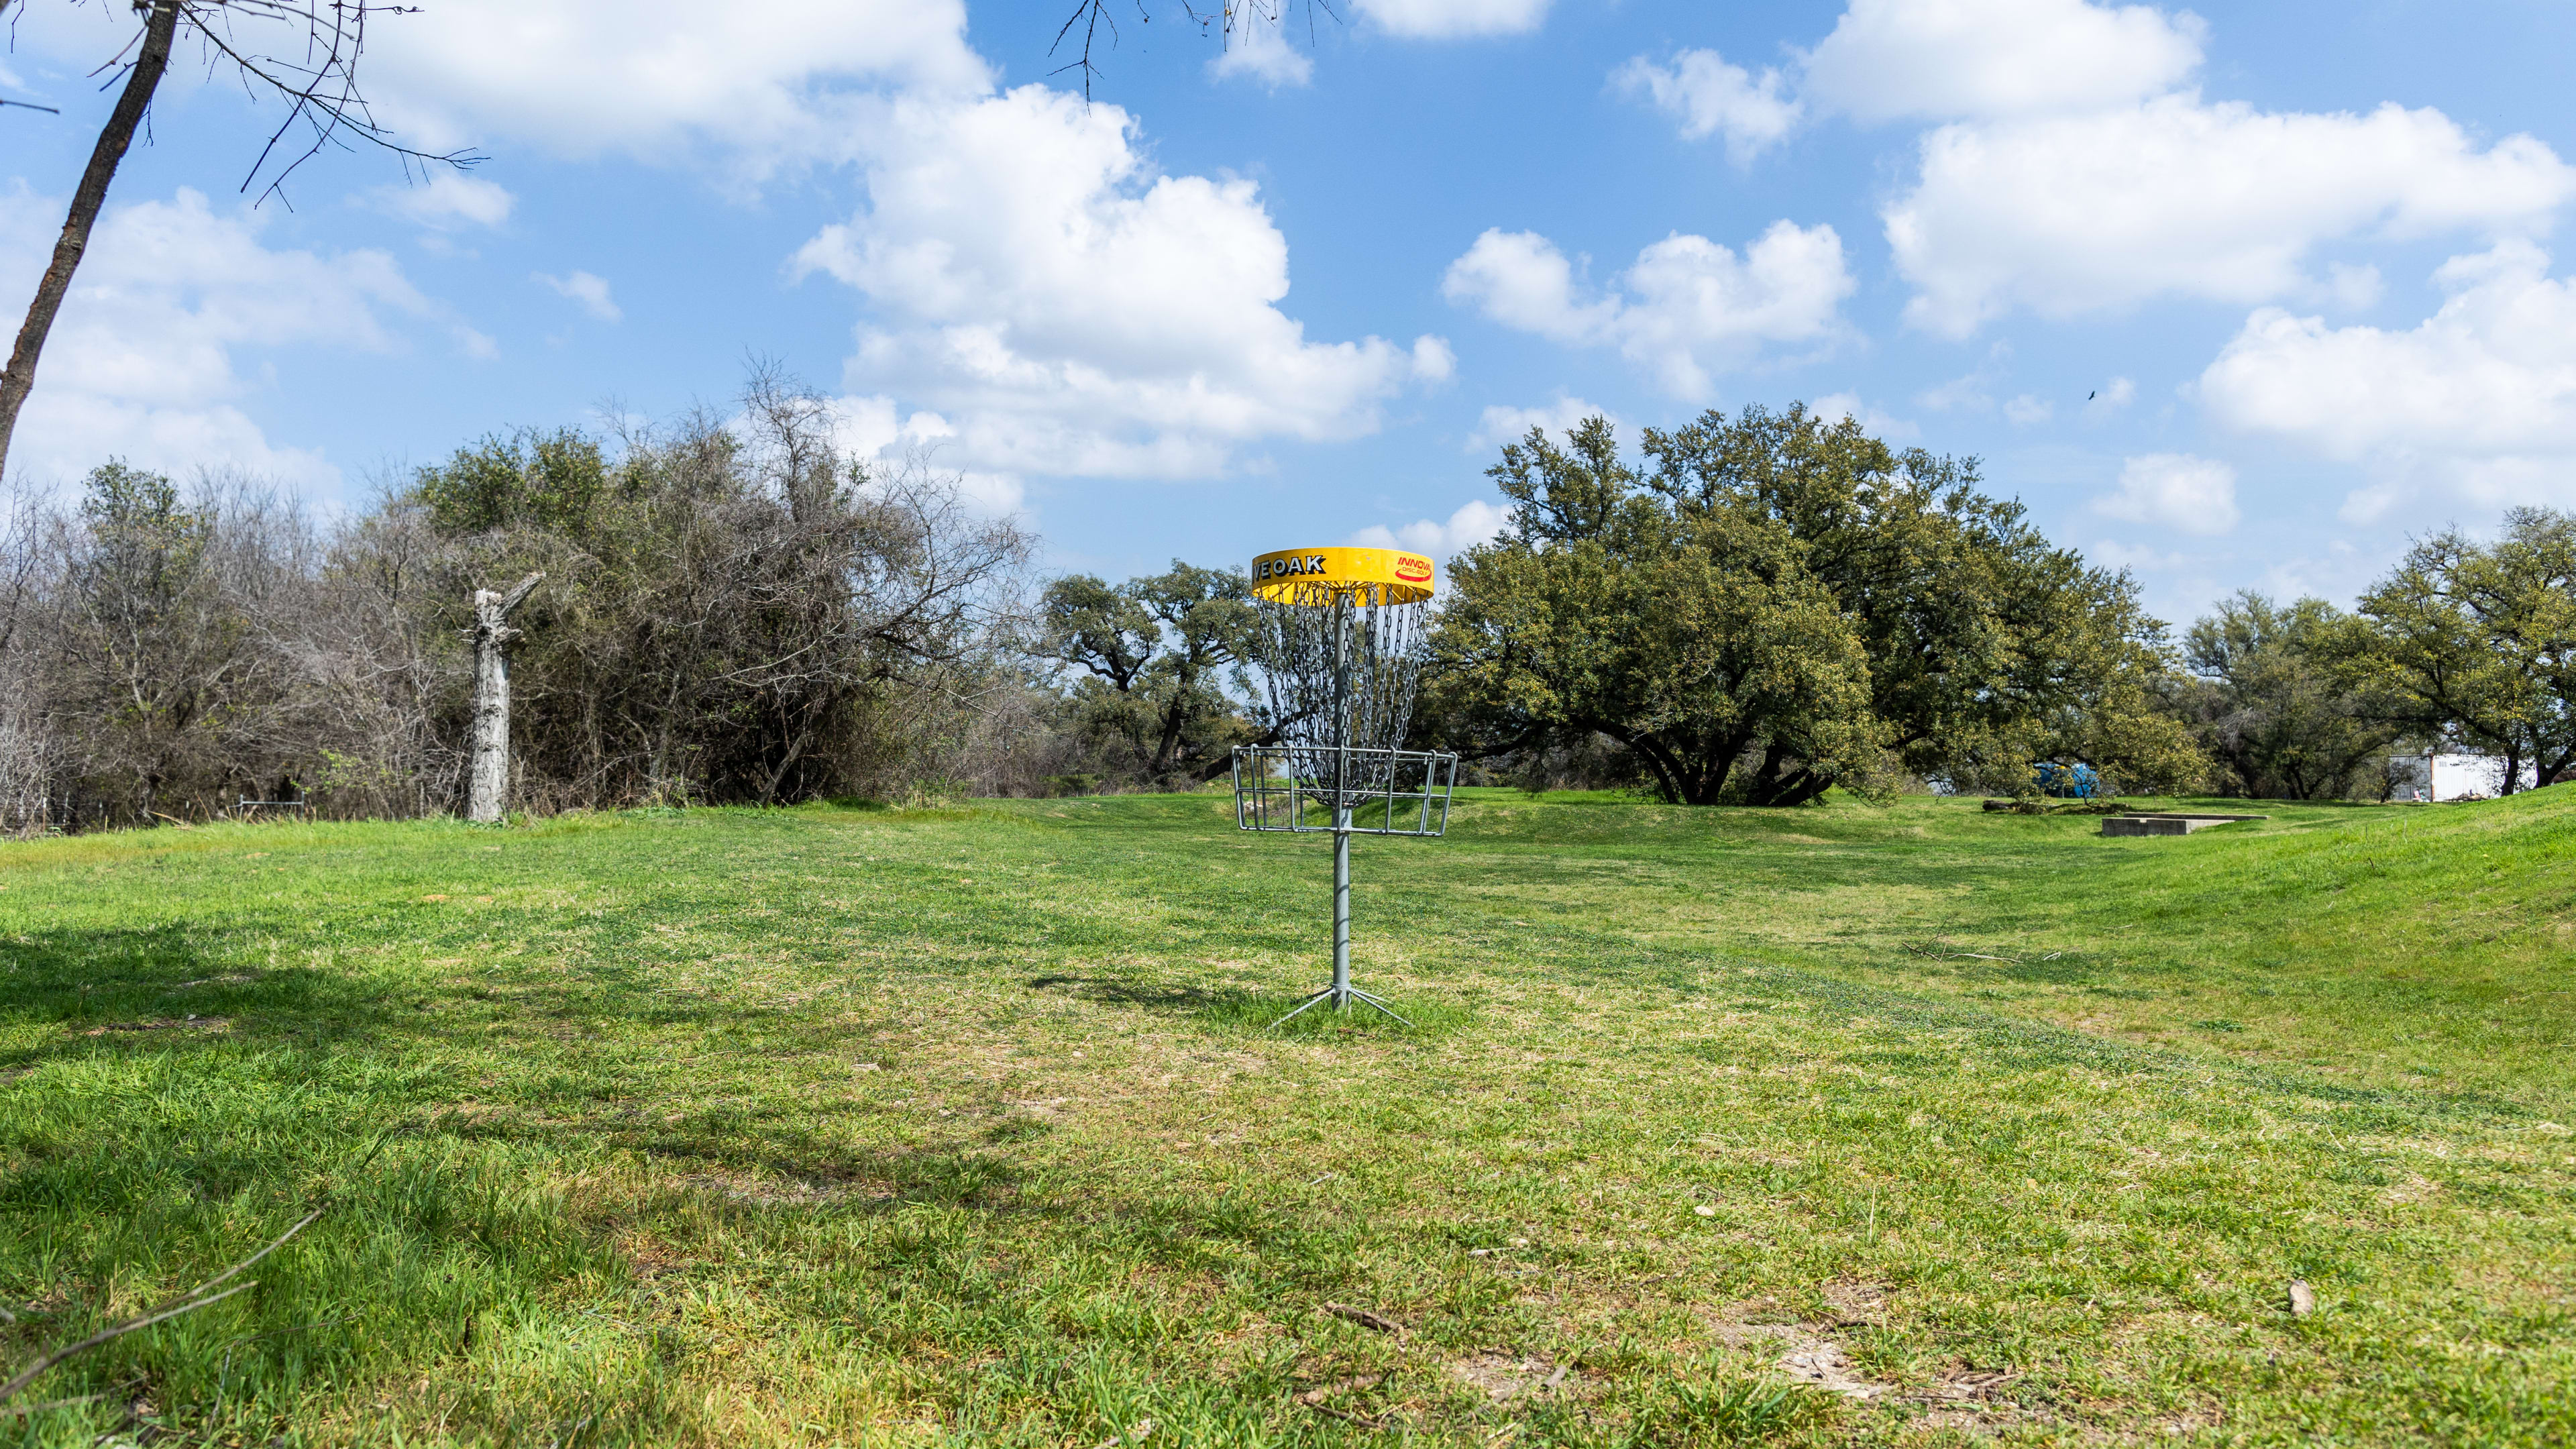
[535,270,623,322]
[2094,452,2241,535]
[2003,394,2054,427]
[371,172,515,230]
[1809,392,1918,439]
[1410,335,1458,383]
[0,185,478,489]
[1802,0,2206,123]
[1441,223,1852,398]
[1465,395,1613,453]
[1210,7,1313,89]
[1354,0,1552,40]
[1884,96,2573,335]
[2200,241,2576,519]
[360,0,987,169]
[791,86,1441,482]
[1612,49,1801,162]
[1348,498,1510,558]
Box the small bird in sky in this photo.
[2087,390,2097,401]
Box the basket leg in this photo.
[1342,985,1415,1027]
[1265,784,1419,1031]
[1267,986,1340,1028]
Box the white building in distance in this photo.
[2387,753,2542,802]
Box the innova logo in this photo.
[1394,554,1432,582]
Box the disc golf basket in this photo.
[1232,547,1458,1027]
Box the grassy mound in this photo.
[0,789,2568,1444]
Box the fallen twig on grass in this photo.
[1301,1397,1391,1430]
[1902,944,2024,964]
[0,1199,331,1406]
[0,1280,259,1406]
[1320,1302,1403,1334]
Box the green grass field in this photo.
[1,788,2571,1446]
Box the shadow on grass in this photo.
[1025,974,1224,1008]
[0,920,345,1081]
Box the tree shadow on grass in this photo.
[0,920,352,1076]
[1024,974,1226,1009]
[0,909,897,1067]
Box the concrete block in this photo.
[2101,814,2267,837]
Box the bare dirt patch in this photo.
[1821,1279,1890,1324]
[1776,1339,1894,1400]
[678,1168,872,1207]
[1446,1352,1568,1404]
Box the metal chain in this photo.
[1255,582,1426,806]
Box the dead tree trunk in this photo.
[0,0,182,480]
[466,574,541,824]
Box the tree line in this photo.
[1,397,2565,830]
[2169,508,2575,799]
[1050,406,2573,805]
[0,376,1047,830]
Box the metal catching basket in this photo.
[1232,547,1458,1026]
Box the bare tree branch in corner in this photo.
[1050,0,1337,97]
[0,0,482,481]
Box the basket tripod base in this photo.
[1268,983,1414,1029]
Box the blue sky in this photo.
[6,0,2575,627]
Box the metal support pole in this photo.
[1332,812,1351,1006]
[1269,590,1410,1030]
[1330,593,1349,1009]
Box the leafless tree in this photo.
[464,570,539,822]
[287,502,468,816]
[33,468,321,822]
[0,0,479,479]
[0,367,1065,830]
[0,484,55,830]
[403,374,1034,812]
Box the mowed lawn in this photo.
[1,788,2571,1446]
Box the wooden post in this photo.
[466,574,542,824]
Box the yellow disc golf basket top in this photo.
[1233,547,1458,1026]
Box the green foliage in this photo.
[47,462,277,822]
[412,427,619,536]
[1430,415,1878,806]
[2174,591,2398,799]
[1430,405,2204,804]
[2329,507,2576,790]
[77,459,205,578]
[1,375,1041,829]
[1041,559,1258,786]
